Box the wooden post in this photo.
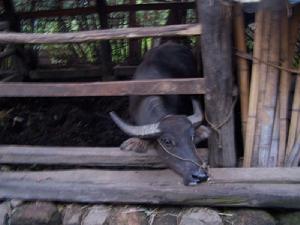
[197,1,236,167]
[2,0,28,80]
[96,0,113,80]
[128,0,141,65]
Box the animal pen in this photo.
[0,0,300,209]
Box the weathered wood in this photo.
[243,10,264,167]
[17,2,195,19]
[0,168,300,208]
[197,1,236,167]
[0,145,208,167]
[254,9,271,167]
[0,24,202,44]
[29,67,102,80]
[258,2,282,167]
[286,5,300,165]
[128,0,141,65]
[3,0,20,31]
[0,78,205,97]
[278,11,291,166]
[96,0,113,81]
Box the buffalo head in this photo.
[110,99,209,186]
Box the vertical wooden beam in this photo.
[128,0,141,65]
[96,0,113,80]
[3,0,20,32]
[197,1,236,167]
[2,0,28,80]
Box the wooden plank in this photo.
[17,2,195,19]
[0,24,201,44]
[0,169,300,208]
[197,1,236,167]
[0,145,208,167]
[0,78,205,97]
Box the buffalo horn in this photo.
[188,99,203,126]
[110,111,161,138]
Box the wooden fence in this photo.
[0,0,299,208]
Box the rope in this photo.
[235,50,300,74]
[205,96,238,149]
[157,139,207,170]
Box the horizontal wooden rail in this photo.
[17,2,195,19]
[0,78,205,97]
[0,145,207,167]
[0,168,299,208]
[0,24,201,44]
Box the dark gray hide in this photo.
[110,42,209,185]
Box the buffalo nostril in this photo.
[192,171,208,183]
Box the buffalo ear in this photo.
[194,125,211,144]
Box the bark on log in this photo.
[197,1,236,167]
[0,145,208,168]
[0,24,202,44]
[0,168,299,208]
[0,78,205,97]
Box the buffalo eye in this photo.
[159,137,175,148]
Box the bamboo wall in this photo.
[234,1,300,167]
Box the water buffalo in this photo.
[110,42,210,185]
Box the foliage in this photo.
[0,0,193,67]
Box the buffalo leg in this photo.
[120,138,151,153]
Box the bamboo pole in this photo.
[285,73,300,167]
[243,10,264,167]
[269,102,279,167]
[253,11,272,166]
[286,126,300,167]
[258,8,281,167]
[286,6,300,160]
[278,11,291,166]
[233,3,250,143]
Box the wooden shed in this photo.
[0,0,299,208]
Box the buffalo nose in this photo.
[191,170,209,183]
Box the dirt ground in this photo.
[0,97,129,147]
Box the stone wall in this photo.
[1,201,299,225]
